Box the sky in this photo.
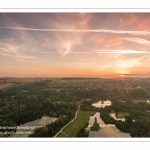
[0,13,150,77]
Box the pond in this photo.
[92,100,112,108]
[109,113,125,122]
[10,116,58,137]
[20,116,58,127]
[86,112,131,137]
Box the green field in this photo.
[110,110,129,118]
[118,112,130,118]
[62,110,96,137]
[57,133,68,137]
[110,111,130,120]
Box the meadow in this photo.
[59,110,96,137]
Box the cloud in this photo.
[122,37,150,45]
[47,32,83,56]
[0,41,36,59]
[33,50,148,54]
[115,59,141,68]
[93,50,147,54]
[97,55,150,71]
[113,54,150,72]
[1,27,150,36]
[98,62,148,70]
[118,13,150,31]
[1,25,150,57]
[57,41,72,56]
[53,33,73,56]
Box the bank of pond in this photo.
[89,100,150,137]
[86,112,131,137]
[10,116,58,137]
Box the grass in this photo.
[118,112,129,118]
[111,112,130,119]
[56,133,68,137]
[110,111,130,119]
[62,110,96,137]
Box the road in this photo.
[54,104,80,138]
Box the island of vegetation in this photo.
[90,117,100,131]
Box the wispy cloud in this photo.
[1,27,150,36]
[93,50,147,54]
[122,37,150,45]
[53,33,82,56]
[0,41,36,59]
[27,49,149,54]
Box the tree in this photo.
[125,116,132,124]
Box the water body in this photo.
[92,100,112,108]
[10,116,58,137]
[20,116,58,127]
[89,101,131,137]
[87,112,130,137]
[110,113,125,122]
[92,100,126,121]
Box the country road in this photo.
[54,104,80,138]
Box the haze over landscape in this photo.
[1,13,150,77]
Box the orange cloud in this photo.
[96,36,108,43]
[95,36,123,49]
[119,14,139,29]
[118,13,150,31]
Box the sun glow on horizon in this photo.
[115,67,130,75]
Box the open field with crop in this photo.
[0,83,13,90]
[50,79,68,83]
[4,78,35,83]
[0,77,68,83]
[0,79,4,83]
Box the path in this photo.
[54,104,80,138]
